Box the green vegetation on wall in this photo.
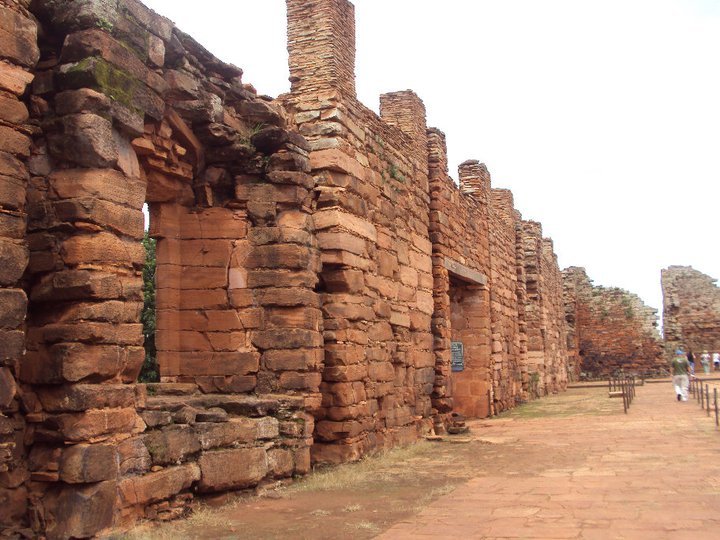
[139,233,159,382]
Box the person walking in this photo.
[671,349,690,401]
[700,350,711,374]
[713,351,720,371]
[687,350,695,375]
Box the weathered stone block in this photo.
[317,231,367,256]
[22,343,136,384]
[195,375,257,394]
[61,29,168,94]
[252,329,323,350]
[263,349,323,371]
[39,407,142,442]
[0,330,24,364]
[0,7,39,67]
[0,289,26,329]
[49,168,145,207]
[169,351,260,377]
[0,240,28,286]
[118,463,200,507]
[53,198,144,239]
[267,448,294,477]
[0,173,25,211]
[254,287,320,308]
[0,485,27,528]
[143,425,201,465]
[59,443,118,483]
[57,57,164,120]
[0,125,30,157]
[246,244,316,270]
[34,382,136,413]
[279,371,322,391]
[322,269,365,293]
[56,88,144,137]
[61,232,145,266]
[117,435,151,476]
[0,367,16,408]
[0,93,28,124]
[0,60,34,95]
[194,418,256,450]
[198,447,268,492]
[322,364,368,382]
[31,269,138,303]
[315,420,363,442]
[45,480,116,540]
[46,113,118,168]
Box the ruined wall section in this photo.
[566,267,664,379]
[0,0,38,531]
[11,0,321,535]
[489,189,524,411]
[563,272,581,382]
[540,239,568,392]
[662,266,720,356]
[283,0,435,464]
[426,134,492,418]
[520,221,546,395]
[520,223,568,396]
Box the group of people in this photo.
[685,349,720,374]
[671,348,720,401]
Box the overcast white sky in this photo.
[142,0,719,320]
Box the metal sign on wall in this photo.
[451,341,464,372]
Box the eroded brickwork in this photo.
[565,267,664,379]
[1,0,578,535]
[0,0,37,530]
[662,266,720,355]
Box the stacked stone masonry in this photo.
[564,267,665,379]
[662,266,720,357]
[0,0,648,536]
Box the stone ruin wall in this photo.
[662,266,720,357]
[564,267,664,379]
[0,0,575,536]
[283,0,437,464]
[0,0,36,530]
[520,222,568,396]
[2,0,321,536]
[540,238,569,392]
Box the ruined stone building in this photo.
[662,266,720,355]
[0,0,668,536]
[563,267,664,379]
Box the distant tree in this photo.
[139,233,159,382]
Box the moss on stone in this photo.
[62,56,143,115]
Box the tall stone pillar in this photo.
[287,0,356,100]
[18,1,165,535]
[0,0,38,532]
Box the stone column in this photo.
[18,1,167,535]
[0,0,38,532]
[458,160,491,204]
[287,0,356,100]
[380,91,428,166]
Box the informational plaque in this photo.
[451,341,464,372]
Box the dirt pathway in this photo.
[126,382,720,540]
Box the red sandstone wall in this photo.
[541,239,568,392]
[490,189,525,410]
[0,0,37,530]
[283,0,436,463]
[426,140,493,419]
[1,0,576,535]
[519,223,568,395]
[662,266,720,356]
[565,267,664,379]
[8,0,321,536]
